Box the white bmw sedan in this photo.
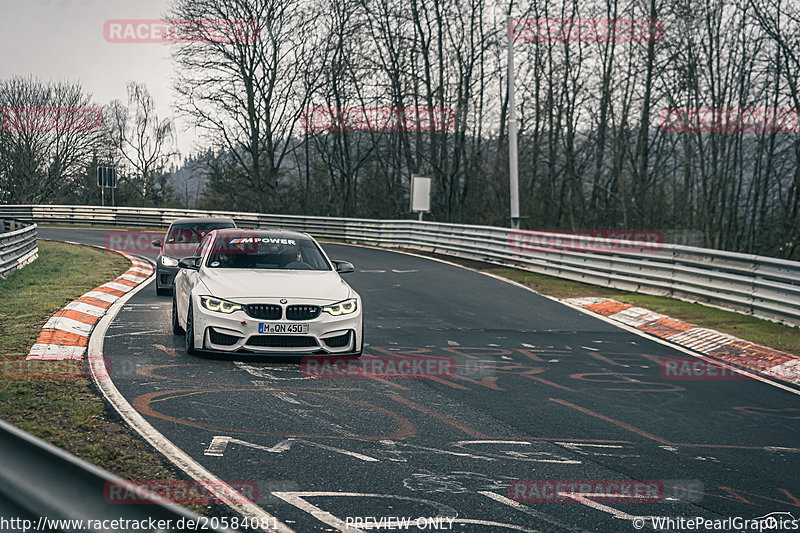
[172,228,363,356]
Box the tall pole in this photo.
[507,17,520,230]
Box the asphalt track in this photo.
[41,227,800,532]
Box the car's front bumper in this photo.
[191,297,362,355]
[155,260,178,290]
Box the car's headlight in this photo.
[322,298,358,316]
[200,296,242,314]
[161,256,179,267]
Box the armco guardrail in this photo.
[0,218,37,279]
[1,204,799,327]
[0,418,231,532]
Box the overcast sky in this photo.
[0,0,200,157]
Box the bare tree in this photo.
[170,0,325,213]
[104,82,177,200]
[0,76,101,204]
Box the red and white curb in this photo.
[27,251,154,360]
[563,297,800,386]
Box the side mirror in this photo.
[333,260,354,274]
[178,256,201,270]
[151,239,162,248]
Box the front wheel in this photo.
[185,300,198,355]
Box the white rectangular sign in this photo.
[410,176,431,213]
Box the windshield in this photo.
[166,222,234,245]
[206,234,331,270]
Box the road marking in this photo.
[550,398,674,444]
[272,492,364,533]
[480,491,594,533]
[105,329,162,337]
[387,393,489,438]
[235,361,307,381]
[269,391,303,404]
[205,436,231,456]
[555,442,623,448]
[153,343,179,357]
[453,440,581,464]
[479,490,527,509]
[557,492,657,522]
[151,391,206,403]
[204,435,379,462]
[394,442,497,461]
[555,442,639,458]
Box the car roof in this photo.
[212,228,311,240]
[169,217,235,226]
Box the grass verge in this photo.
[0,241,208,513]
[397,250,800,356]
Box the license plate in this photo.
[259,323,309,334]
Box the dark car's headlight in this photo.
[200,296,242,314]
[161,256,179,267]
[322,298,358,316]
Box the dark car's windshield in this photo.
[166,222,235,244]
[206,234,331,270]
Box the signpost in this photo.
[507,17,520,230]
[97,167,117,206]
[410,175,431,221]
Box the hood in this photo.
[198,269,351,302]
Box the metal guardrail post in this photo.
[0,219,38,280]
[0,418,231,532]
